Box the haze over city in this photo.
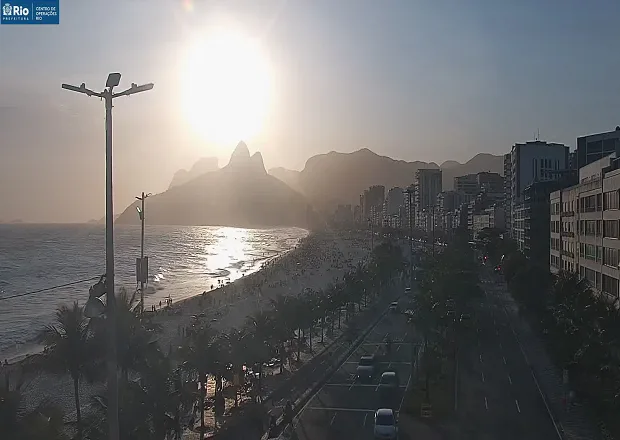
[1,0,620,223]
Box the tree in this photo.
[41,302,99,439]
[178,323,217,440]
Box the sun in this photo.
[180,30,272,146]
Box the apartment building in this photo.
[507,140,569,240]
[550,154,620,302]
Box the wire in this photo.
[0,275,103,302]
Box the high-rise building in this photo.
[415,169,442,210]
[504,153,512,233]
[576,127,620,170]
[360,185,385,222]
[506,140,569,239]
[385,187,404,215]
[550,153,620,303]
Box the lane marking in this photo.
[479,354,483,363]
[294,300,397,421]
[396,345,401,352]
[327,383,408,388]
[484,397,488,410]
[481,372,485,383]
[398,369,412,414]
[363,413,368,426]
[502,356,507,365]
[499,342,502,350]
[330,414,337,425]
[306,407,376,413]
[508,374,512,385]
[515,399,521,413]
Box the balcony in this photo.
[561,250,575,258]
[561,211,575,217]
[561,231,575,238]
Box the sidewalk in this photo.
[491,275,607,440]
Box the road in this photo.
[290,295,416,440]
[454,272,560,440]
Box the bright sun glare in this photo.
[180,30,272,146]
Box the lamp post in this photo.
[63,73,153,440]
[136,192,152,316]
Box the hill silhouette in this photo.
[268,149,503,213]
[116,142,314,228]
[168,156,219,189]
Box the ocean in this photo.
[0,224,307,360]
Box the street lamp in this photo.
[136,192,152,316]
[62,73,153,440]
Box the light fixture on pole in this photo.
[135,192,152,316]
[62,73,154,440]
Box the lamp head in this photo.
[106,73,121,88]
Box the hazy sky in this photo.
[1,0,620,223]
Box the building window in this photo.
[585,220,596,236]
[602,274,619,297]
[604,247,619,267]
[604,220,619,239]
[604,191,619,210]
[585,244,596,261]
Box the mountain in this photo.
[116,142,314,228]
[168,157,219,189]
[268,167,302,193]
[293,149,503,213]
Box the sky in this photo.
[1,0,620,223]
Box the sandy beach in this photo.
[2,230,371,419]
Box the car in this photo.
[404,287,411,293]
[460,313,471,322]
[374,408,398,439]
[378,371,400,396]
[356,355,376,381]
[389,302,399,312]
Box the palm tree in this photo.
[245,311,274,400]
[113,288,159,379]
[178,323,217,440]
[41,302,99,439]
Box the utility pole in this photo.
[62,74,153,440]
[136,192,152,316]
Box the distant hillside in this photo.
[268,167,302,193]
[168,157,219,189]
[117,142,315,228]
[288,149,502,213]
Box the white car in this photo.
[404,287,411,293]
[374,408,398,439]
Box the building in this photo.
[333,204,353,225]
[454,174,479,197]
[506,140,570,239]
[504,153,513,233]
[385,187,404,215]
[403,185,415,232]
[515,180,575,267]
[549,153,620,303]
[477,172,504,195]
[576,127,620,170]
[415,169,442,210]
[360,185,385,222]
[472,206,505,238]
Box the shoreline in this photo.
[0,231,310,365]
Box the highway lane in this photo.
[455,275,559,440]
[291,295,416,440]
